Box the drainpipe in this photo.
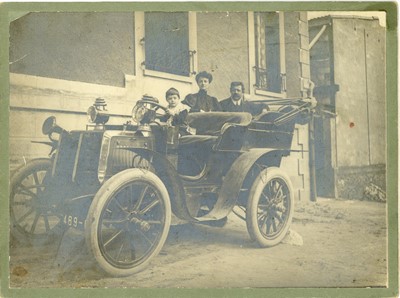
[309,110,317,202]
[307,81,317,202]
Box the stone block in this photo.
[301,63,311,79]
[299,20,309,37]
[299,48,310,65]
[300,34,310,50]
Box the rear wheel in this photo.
[246,167,294,247]
[10,158,64,244]
[85,169,171,276]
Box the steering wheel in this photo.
[132,99,170,126]
[139,100,168,118]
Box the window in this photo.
[254,12,285,94]
[144,12,190,77]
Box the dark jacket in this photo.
[183,89,221,112]
[220,97,268,116]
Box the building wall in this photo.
[362,22,386,166]
[9,73,133,167]
[9,11,312,201]
[333,18,386,199]
[284,12,311,98]
[10,12,135,87]
[196,12,249,100]
[333,17,385,168]
[279,12,311,201]
[309,16,386,199]
[9,11,196,168]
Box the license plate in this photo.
[63,214,85,230]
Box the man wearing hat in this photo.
[183,71,221,112]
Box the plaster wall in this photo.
[9,11,311,201]
[332,18,385,167]
[196,12,249,100]
[10,12,135,87]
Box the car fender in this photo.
[201,148,290,220]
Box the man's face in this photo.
[197,77,210,91]
[230,85,243,101]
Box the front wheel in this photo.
[85,169,171,276]
[246,167,294,247]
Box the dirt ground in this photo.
[9,198,387,289]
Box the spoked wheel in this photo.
[9,158,64,244]
[85,169,171,276]
[246,167,294,247]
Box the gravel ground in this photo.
[9,198,387,289]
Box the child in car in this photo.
[164,87,190,124]
[163,87,195,135]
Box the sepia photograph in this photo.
[0,2,397,297]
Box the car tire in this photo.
[246,167,294,247]
[85,168,171,276]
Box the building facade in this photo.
[9,11,312,200]
[309,15,386,199]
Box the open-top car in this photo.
[10,95,316,276]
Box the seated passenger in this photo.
[162,87,190,126]
[220,81,269,116]
[183,71,221,112]
[159,87,195,136]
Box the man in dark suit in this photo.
[220,81,268,116]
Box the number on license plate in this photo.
[63,214,84,229]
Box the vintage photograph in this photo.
[5,7,391,292]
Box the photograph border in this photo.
[0,2,397,297]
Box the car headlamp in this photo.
[87,98,110,125]
[132,103,148,124]
[132,102,158,124]
[87,106,98,123]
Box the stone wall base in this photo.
[335,164,386,200]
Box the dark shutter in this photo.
[145,12,190,76]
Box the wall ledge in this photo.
[10,73,130,97]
